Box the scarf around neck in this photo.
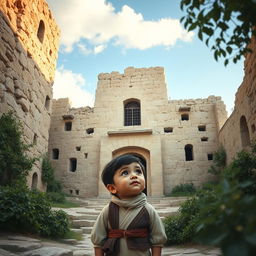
[111,192,147,209]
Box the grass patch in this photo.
[51,200,81,208]
[169,191,196,197]
[61,230,83,241]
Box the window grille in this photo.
[124,101,141,126]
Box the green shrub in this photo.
[46,192,66,203]
[0,185,70,238]
[195,143,256,256]
[170,183,196,196]
[42,155,63,193]
[164,197,200,245]
[0,112,36,186]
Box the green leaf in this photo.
[188,22,198,31]
[224,59,229,66]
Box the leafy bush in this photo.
[195,143,256,256]
[47,192,66,203]
[164,197,200,244]
[0,112,36,186]
[42,155,65,203]
[170,183,197,196]
[0,185,70,238]
[208,145,227,177]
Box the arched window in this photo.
[124,100,141,126]
[45,95,50,110]
[185,144,193,161]
[52,148,59,159]
[37,20,45,43]
[240,115,250,147]
[31,172,38,190]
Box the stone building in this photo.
[219,38,256,162]
[0,0,60,190]
[1,0,255,198]
[49,67,227,197]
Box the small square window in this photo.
[198,125,206,131]
[76,146,81,151]
[207,154,213,160]
[181,114,189,121]
[201,137,208,142]
[86,128,94,134]
[164,127,173,133]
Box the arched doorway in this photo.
[112,147,150,195]
[31,172,38,190]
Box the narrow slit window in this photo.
[185,144,193,161]
[65,122,72,131]
[69,158,77,172]
[37,20,45,43]
[84,153,88,159]
[201,137,208,142]
[45,95,50,110]
[75,190,79,195]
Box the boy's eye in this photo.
[121,170,129,176]
[135,169,142,175]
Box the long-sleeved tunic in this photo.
[91,193,167,256]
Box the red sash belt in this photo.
[108,228,148,238]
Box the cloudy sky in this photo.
[47,0,244,115]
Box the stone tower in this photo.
[49,67,227,197]
[0,0,60,190]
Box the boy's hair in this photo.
[101,154,145,187]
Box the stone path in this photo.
[0,197,222,256]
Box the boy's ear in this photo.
[106,184,117,194]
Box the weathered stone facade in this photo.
[49,67,227,197]
[219,38,256,163]
[0,0,60,190]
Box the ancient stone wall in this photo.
[219,38,256,162]
[162,96,227,194]
[0,0,60,190]
[49,67,226,197]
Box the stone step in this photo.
[69,214,98,221]
[81,227,93,234]
[70,228,84,235]
[72,220,95,228]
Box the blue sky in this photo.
[47,0,244,115]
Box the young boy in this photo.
[91,154,167,256]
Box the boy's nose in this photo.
[130,173,138,179]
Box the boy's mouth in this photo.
[130,181,140,185]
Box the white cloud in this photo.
[94,44,106,54]
[47,0,193,53]
[53,67,94,108]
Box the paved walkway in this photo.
[0,197,222,255]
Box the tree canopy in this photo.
[180,0,256,65]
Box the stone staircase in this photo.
[57,196,187,255]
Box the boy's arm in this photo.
[94,247,104,256]
[151,246,162,256]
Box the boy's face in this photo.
[107,162,145,199]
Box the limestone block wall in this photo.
[162,96,226,194]
[219,38,256,162]
[49,67,227,197]
[0,0,60,190]
[48,99,100,197]
[94,66,168,132]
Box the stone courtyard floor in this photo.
[0,197,222,255]
[0,232,222,256]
